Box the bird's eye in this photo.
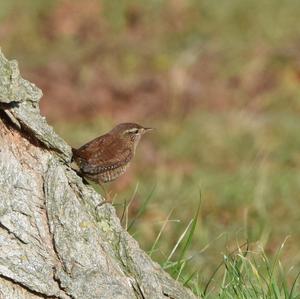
[126,128,139,134]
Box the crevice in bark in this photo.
[0,109,44,152]
[131,278,146,299]
[0,101,20,110]
[0,109,18,131]
[42,179,73,296]
[52,271,73,299]
[0,223,28,245]
[0,275,58,299]
[163,292,176,299]
[44,200,69,275]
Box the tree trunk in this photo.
[0,50,196,299]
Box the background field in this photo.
[1,0,300,296]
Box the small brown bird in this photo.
[72,123,152,184]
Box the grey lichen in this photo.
[0,52,41,104]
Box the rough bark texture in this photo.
[0,50,196,299]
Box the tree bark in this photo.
[0,50,196,299]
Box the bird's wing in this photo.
[73,134,132,175]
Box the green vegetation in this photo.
[1,0,300,297]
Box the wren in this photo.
[72,123,152,184]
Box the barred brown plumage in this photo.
[72,123,152,184]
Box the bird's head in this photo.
[110,122,153,150]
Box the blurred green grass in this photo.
[1,0,300,296]
[55,109,300,294]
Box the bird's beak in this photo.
[142,127,154,134]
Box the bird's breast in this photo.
[99,164,129,183]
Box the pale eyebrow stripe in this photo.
[126,128,139,133]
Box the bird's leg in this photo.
[98,181,108,199]
[95,181,113,209]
